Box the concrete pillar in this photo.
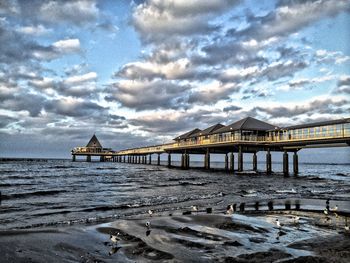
[230,152,234,172]
[266,149,272,174]
[72,155,76,162]
[123,156,126,163]
[100,156,105,162]
[283,151,289,176]
[186,153,190,169]
[238,146,243,172]
[138,156,141,164]
[149,154,152,165]
[168,153,171,168]
[205,148,210,169]
[293,152,299,175]
[144,155,147,164]
[87,155,91,162]
[132,156,135,163]
[157,154,161,166]
[225,153,228,171]
[253,152,257,171]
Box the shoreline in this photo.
[1,210,349,262]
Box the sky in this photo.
[0,0,349,158]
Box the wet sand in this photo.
[1,209,349,263]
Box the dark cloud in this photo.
[1,92,46,117]
[105,80,190,111]
[129,109,226,135]
[254,98,349,118]
[262,61,308,81]
[0,115,18,128]
[223,105,242,112]
[337,76,350,87]
[188,82,240,105]
[227,0,350,41]
[44,99,108,117]
[132,0,240,43]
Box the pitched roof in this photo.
[174,128,202,141]
[86,134,103,148]
[190,123,225,138]
[213,117,278,134]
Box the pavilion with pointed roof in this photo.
[86,134,103,149]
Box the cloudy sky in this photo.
[0,0,349,158]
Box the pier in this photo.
[71,117,350,175]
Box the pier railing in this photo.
[72,147,113,154]
[116,143,174,155]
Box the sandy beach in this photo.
[1,206,350,263]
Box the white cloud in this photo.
[16,25,51,36]
[52,39,81,54]
[132,0,239,42]
[39,0,99,26]
[64,72,97,85]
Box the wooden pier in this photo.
[71,117,350,175]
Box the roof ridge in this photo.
[240,116,250,128]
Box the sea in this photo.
[1,156,350,231]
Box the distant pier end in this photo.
[71,117,350,174]
[71,134,115,162]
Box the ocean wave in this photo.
[1,189,66,200]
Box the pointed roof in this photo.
[86,134,103,148]
[213,117,278,134]
[190,123,225,138]
[174,128,202,141]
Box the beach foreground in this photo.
[1,211,349,263]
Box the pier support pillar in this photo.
[86,155,91,162]
[186,153,190,169]
[225,153,228,171]
[123,156,126,163]
[283,151,289,176]
[149,154,152,165]
[157,154,161,166]
[72,155,76,162]
[168,153,171,168]
[253,152,257,171]
[132,156,135,163]
[238,146,243,172]
[205,148,210,169]
[266,149,272,174]
[230,152,234,172]
[181,153,186,169]
[100,156,105,162]
[144,155,147,164]
[293,152,299,175]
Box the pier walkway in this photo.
[72,117,350,175]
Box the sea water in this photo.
[0,158,349,230]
